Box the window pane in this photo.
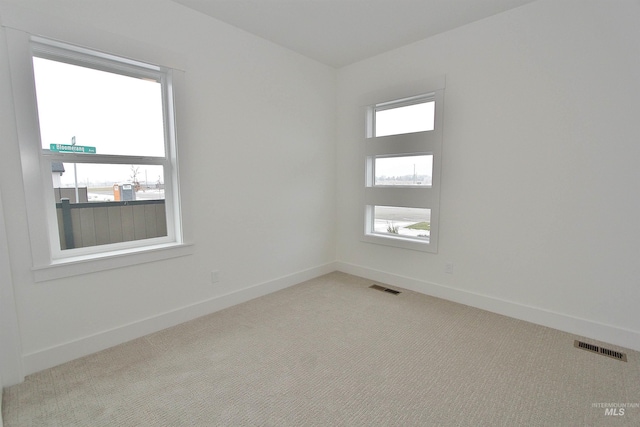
[33,57,165,157]
[375,101,435,137]
[53,163,167,250]
[374,155,433,186]
[373,206,430,240]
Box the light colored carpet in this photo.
[3,272,639,426]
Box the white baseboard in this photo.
[336,261,640,352]
[20,259,640,377]
[22,262,337,375]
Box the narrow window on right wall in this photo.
[363,87,444,252]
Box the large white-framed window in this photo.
[362,80,445,252]
[5,29,189,280]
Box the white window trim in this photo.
[5,28,192,281]
[371,153,434,188]
[360,77,445,252]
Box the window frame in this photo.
[32,40,180,259]
[372,153,433,188]
[361,80,445,253]
[5,28,190,280]
[373,96,436,137]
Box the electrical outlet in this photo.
[445,262,454,274]
[211,270,220,283]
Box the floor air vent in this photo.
[370,284,401,295]
[574,340,627,362]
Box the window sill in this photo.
[362,234,436,253]
[32,242,194,282]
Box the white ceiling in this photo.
[172,0,538,68]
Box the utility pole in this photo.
[72,136,79,203]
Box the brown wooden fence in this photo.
[56,199,167,250]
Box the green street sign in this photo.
[49,144,96,154]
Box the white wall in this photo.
[0,189,23,386]
[3,0,639,386]
[336,0,640,350]
[0,0,336,378]
[0,189,16,424]
[0,12,24,388]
